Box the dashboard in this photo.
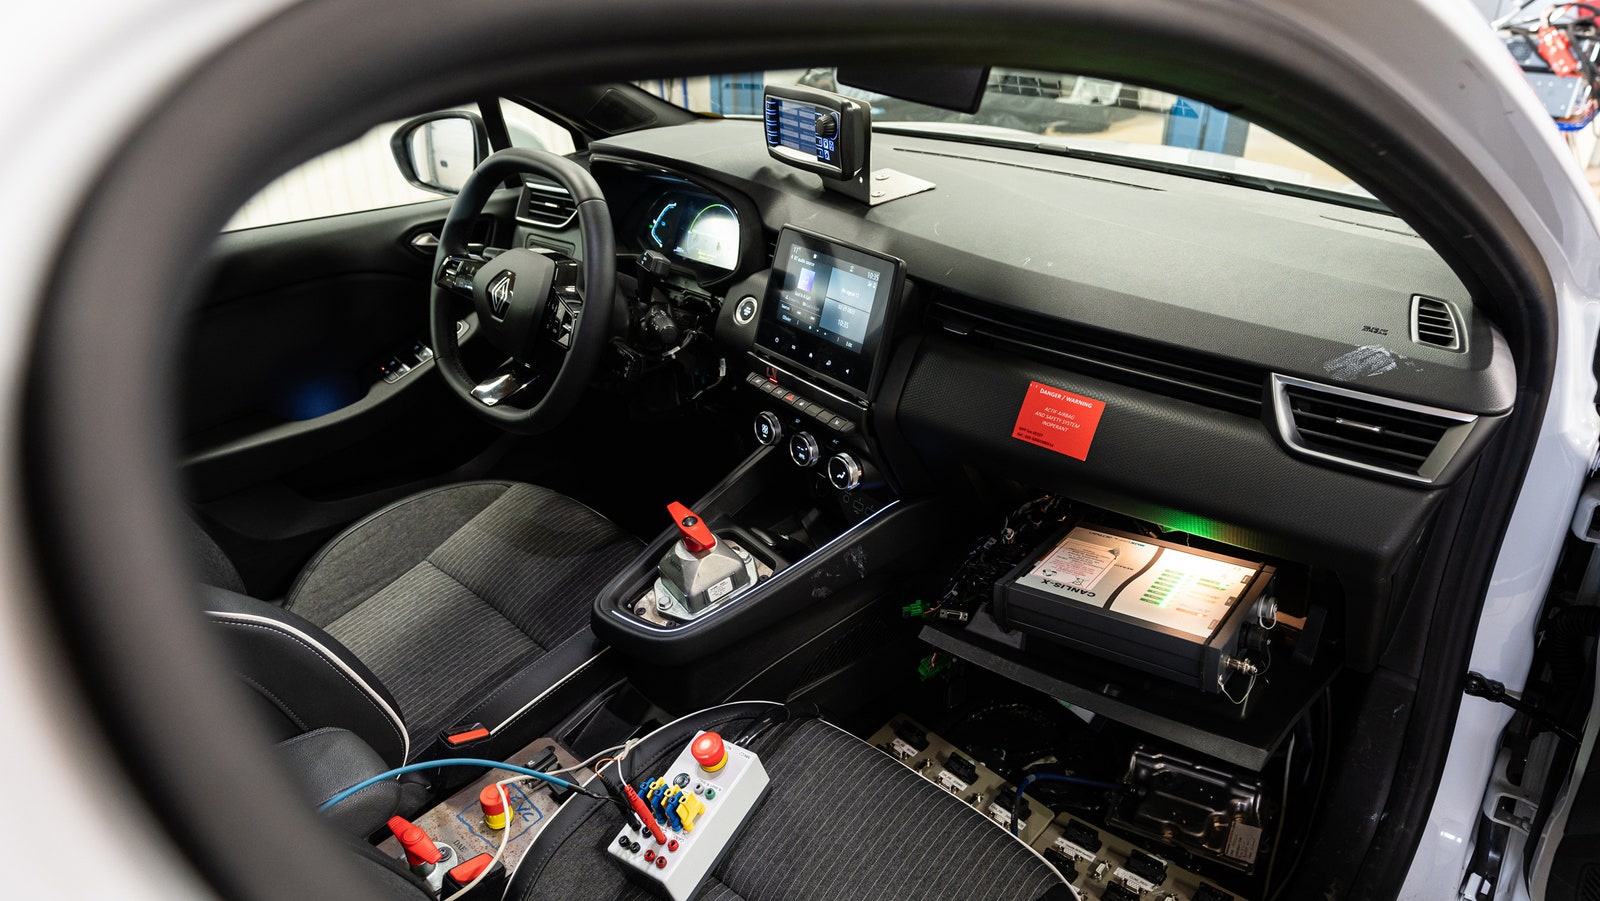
[516,116,1518,671]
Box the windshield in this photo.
[640,68,1374,204]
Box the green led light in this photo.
[1142,507,1229,542]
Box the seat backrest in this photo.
[184,516,412,765]
[203,585,412,767]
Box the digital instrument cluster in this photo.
[641,190,740,273]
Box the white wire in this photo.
[438,740,640,901]
[1219,670,1257,706]
[441,782,512,901]
[545,740,635,778]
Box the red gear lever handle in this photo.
[667,501,716,554]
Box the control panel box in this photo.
[994,525,1273,694]
[607,731,769,901]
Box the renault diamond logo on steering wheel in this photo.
[486,269,515,319]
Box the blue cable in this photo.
[317,757,581,812]
[1010,773,1122,836]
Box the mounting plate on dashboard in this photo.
[763,83,933,206]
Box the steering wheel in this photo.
[430,148,616,433]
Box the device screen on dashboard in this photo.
[765,97,837,166]
[757,227,902,396]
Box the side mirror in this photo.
[390,111,490,195]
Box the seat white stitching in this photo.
[489,648,609,735]
[465,629,592,719]
[208,612,410,762]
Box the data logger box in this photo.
[993,525,1274,693]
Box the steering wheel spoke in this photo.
[541,258,583,353]
[470,361,542,407]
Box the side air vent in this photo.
[928,297,1263,416]
[1271,375,1477,483]
[518,179,577,228]
[1410,295,1463,351]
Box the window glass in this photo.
[225,102,577,231]
[501,100,576,155]
[224,118,444,231]
[640,69,1369,202]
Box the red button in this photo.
[655,856,668,869]
[644,850,656,862]
[448,853,494,884]
[478,784,506,816]
[668,839,679,852]
[446,727,490,746]
[692,732,728,772]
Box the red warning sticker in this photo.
[1011,381,1106,461]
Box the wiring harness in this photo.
[1499,2,1600,129]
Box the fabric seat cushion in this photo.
[513,708,1068,901]
[284,481,642,750]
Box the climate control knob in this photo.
[826,453,863,491]
[788,431,821,468]
[753,411,782,446]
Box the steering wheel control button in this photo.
[754,412,782,446]
[789,432,821,468]
[733,295,759,325]
[438,257,483,295]
[667,501,717,554]
[827,454,863,491]
[692,732,729,772]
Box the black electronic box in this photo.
[994,525,1274,694]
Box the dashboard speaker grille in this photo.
[1411,295,1463,351]
[1271,375,1477,483]
[518,179,577,228]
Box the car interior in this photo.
[164,61,1573,901]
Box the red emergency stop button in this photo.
[667,501,716,554]
[479,784,512,830]
[692,731,728,773]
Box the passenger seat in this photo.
[507,701,1077,901]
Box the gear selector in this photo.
[652,502,762,621]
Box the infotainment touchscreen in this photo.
[756,227,903,397]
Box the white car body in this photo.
[3,0,1598,899]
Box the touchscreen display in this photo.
[757,228,901,396]
[765,97,839,168]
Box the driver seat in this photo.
[190,480,642,768]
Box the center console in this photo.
[592,225,948,711]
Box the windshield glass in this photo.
[639,68,1373,204]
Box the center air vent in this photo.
[1271,375,1477,483]
[518,180,577,228]
[927,297,1263,416]
[1411,295,1463,351]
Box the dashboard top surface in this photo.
[593,119,1513,416]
